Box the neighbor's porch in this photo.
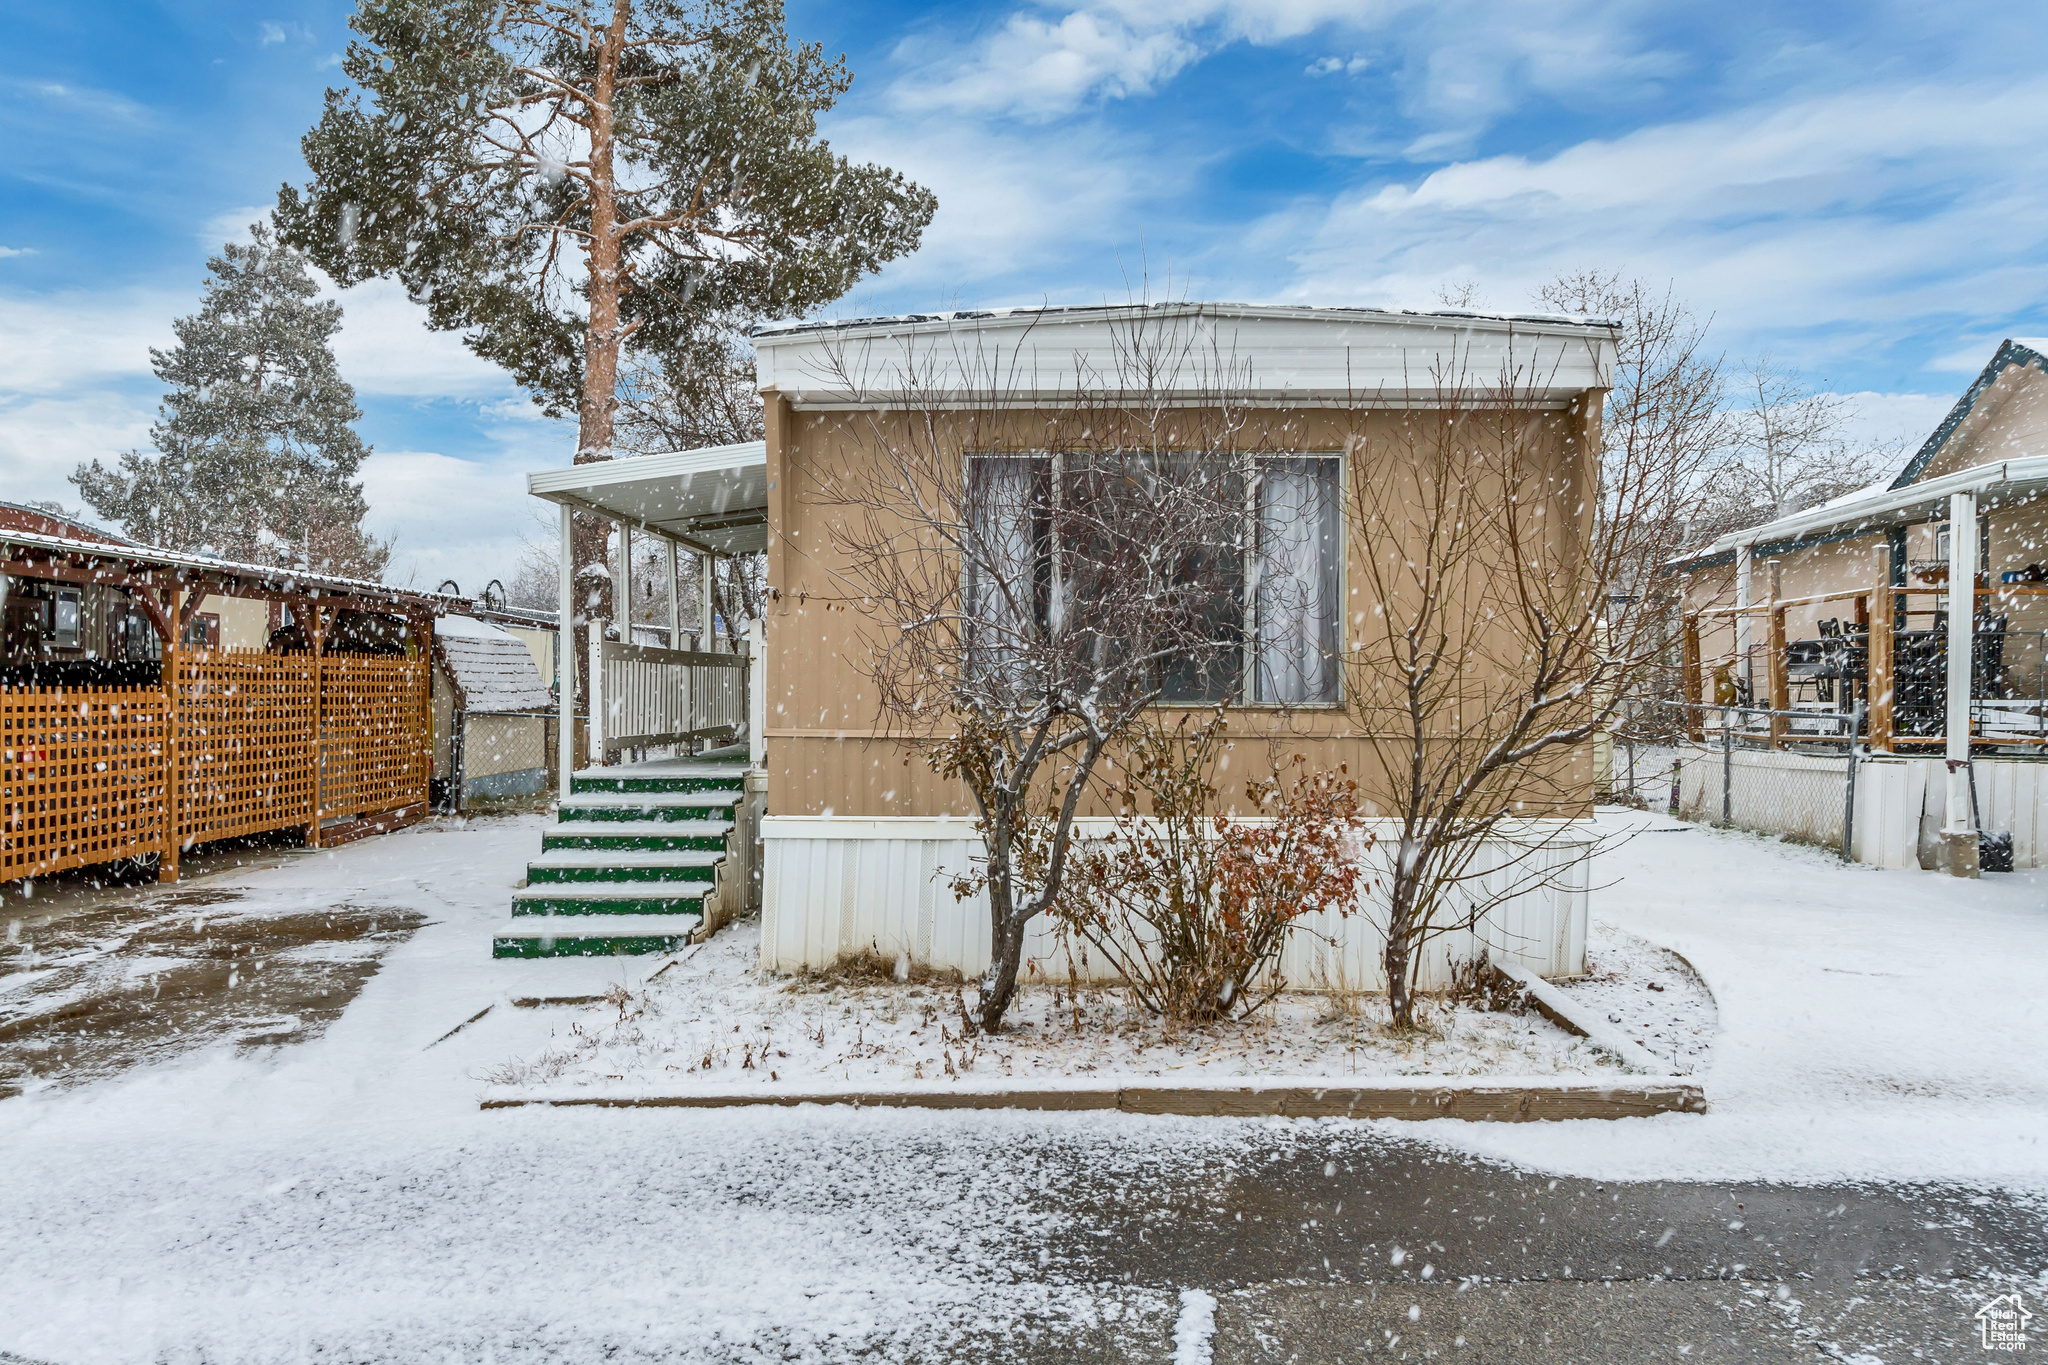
[1670,455,2048,874]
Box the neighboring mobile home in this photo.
[1669,337,2048,873]
[511,304,1619,984]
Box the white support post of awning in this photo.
[618,521,633,645]
[700,549,717,652]
[1941,489,1979,876]
[664,536,681,649]
[1735,543,1754,701]
[556,502,576,802]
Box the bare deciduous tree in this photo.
[1700,355,1895,539]
[1343,344,1713,1028]
[805,313,1260,1032]
[616,312,766,457]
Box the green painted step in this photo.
[525,849,721,885]
[492,913,701,958]
[541,820,731,853]
[571,773,745,796]
[511,884,712,916]
[557,791,741,823]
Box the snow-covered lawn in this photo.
[1432,807,2048,1188]
[0,804,2044,1361]
[478,914,1690,1102]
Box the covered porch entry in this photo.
[1672,455,2048,874]
[493,444,768,958]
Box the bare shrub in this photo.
[1444,957,1532,1015]
[1052,714,1370,1025]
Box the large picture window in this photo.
[965,452,1342,705]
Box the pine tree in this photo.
[273,0,935,681]
[71,223,390,578]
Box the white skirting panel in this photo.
[760,817,1593,989]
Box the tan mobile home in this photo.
[1668,338,2048,873]
[522,304,1620,982]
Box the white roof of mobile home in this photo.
[751,302,1618,409]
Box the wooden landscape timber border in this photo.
[481,1080,1706,1121]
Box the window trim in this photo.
[962,448,1348,709]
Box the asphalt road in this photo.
[1011,1127,2042,1362]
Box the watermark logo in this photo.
[1977,1292,2032,1352]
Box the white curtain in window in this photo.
[1255,458,1338,704]
[966,456,1041,682]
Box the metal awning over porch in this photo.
[525,441,765,800]
[526,441,767,556]
[1670,454,2048,571]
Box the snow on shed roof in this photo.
[435,616,554,713]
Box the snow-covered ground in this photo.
[1428,807,2048,1189]
[1,804,2044,1361]
[480,915,1650,1102]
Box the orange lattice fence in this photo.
[1,685,168,881]
[168,649,319,850]
[320,654,431,820]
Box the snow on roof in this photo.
[436,613,514,641]
[0,526,463,606]
[436,617,554,712]
[751,301,1620,340]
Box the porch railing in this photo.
[589,637,746,759]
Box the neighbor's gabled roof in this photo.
[1888,338,2048,488]
[750,301,1619,409]
[1664,337,2048,575]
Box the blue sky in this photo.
[3,0,2045,587]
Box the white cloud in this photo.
[890,11,1200,121]
[20,79,150,125]
[360,449,530,586]
[0,246,35,258]
[1837,391,1956,464]
[1267,80,2048,369]
[323,276,516,402]
[0,290,175,392]
[1306,54,1369,77]
[259,22,288,46]
[827,110,1188,299]
[0,389,157,512]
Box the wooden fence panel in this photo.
[1,685,167,881]
[169,649,319,848]
[320,655,430,820]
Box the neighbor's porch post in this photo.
[1868,544,1894,753]
[1735,542,1754,702]
[1941,490,1979,876]
[1767,558,1789,749]
[557,502,576,802]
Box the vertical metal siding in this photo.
[760,822,1592,987]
